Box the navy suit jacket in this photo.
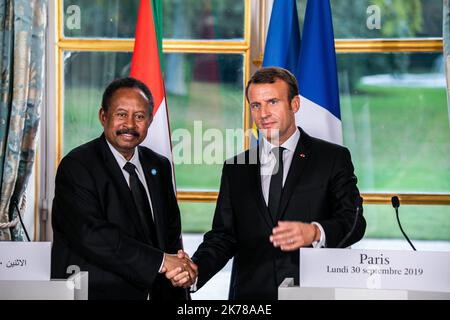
[51,135,187,300]
[192,128,366,299]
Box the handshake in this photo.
[161,250,198,288]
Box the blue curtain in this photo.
[0,0,46,241]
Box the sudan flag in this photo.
[131,0,174,166]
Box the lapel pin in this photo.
[299,153,306,158]
[151,168,157,176]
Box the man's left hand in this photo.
[270,221,320,251]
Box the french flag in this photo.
[263,0,342,145]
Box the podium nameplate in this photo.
[300,248,450,293]
[0,242,51,280]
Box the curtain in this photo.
[444,0,450,124]
[0,0,46,241]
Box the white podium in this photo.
[287,247,450,300]
[279,278,450,300]
[0,271,88,300]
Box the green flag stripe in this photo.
[151,0,164,72]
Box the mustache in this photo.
[116,128,140,137]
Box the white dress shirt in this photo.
[260,128,326,248]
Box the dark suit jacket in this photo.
[51,135,187,300]
[192,128,366,300]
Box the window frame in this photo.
[50,0,450,215]
[53,0,252,202]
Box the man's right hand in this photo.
[163,250,198,288]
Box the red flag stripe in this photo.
[130,0,164,114]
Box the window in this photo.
[51,0,449,239]
[301,0,449,241]
[55,0,250,234]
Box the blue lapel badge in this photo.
[151,168,157,176]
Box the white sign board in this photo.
[300,248,450,293]
[0,242,51,280]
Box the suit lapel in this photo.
[248,147,275,230]
[98,136,152,243]
[139,148,166,251]
[277,128,312,221]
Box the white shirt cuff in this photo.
[190,277,198,292]
[311,222,326,248]
[158,254,165,273]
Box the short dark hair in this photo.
[245,67,299,102]
[101,77,154,113]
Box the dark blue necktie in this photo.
[123,162,159,248]
[268,147,285,222]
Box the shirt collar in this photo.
[106,140,140,171]
[261,127,300,156]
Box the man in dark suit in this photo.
[168,67,366,299]
[51,77,195,300]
